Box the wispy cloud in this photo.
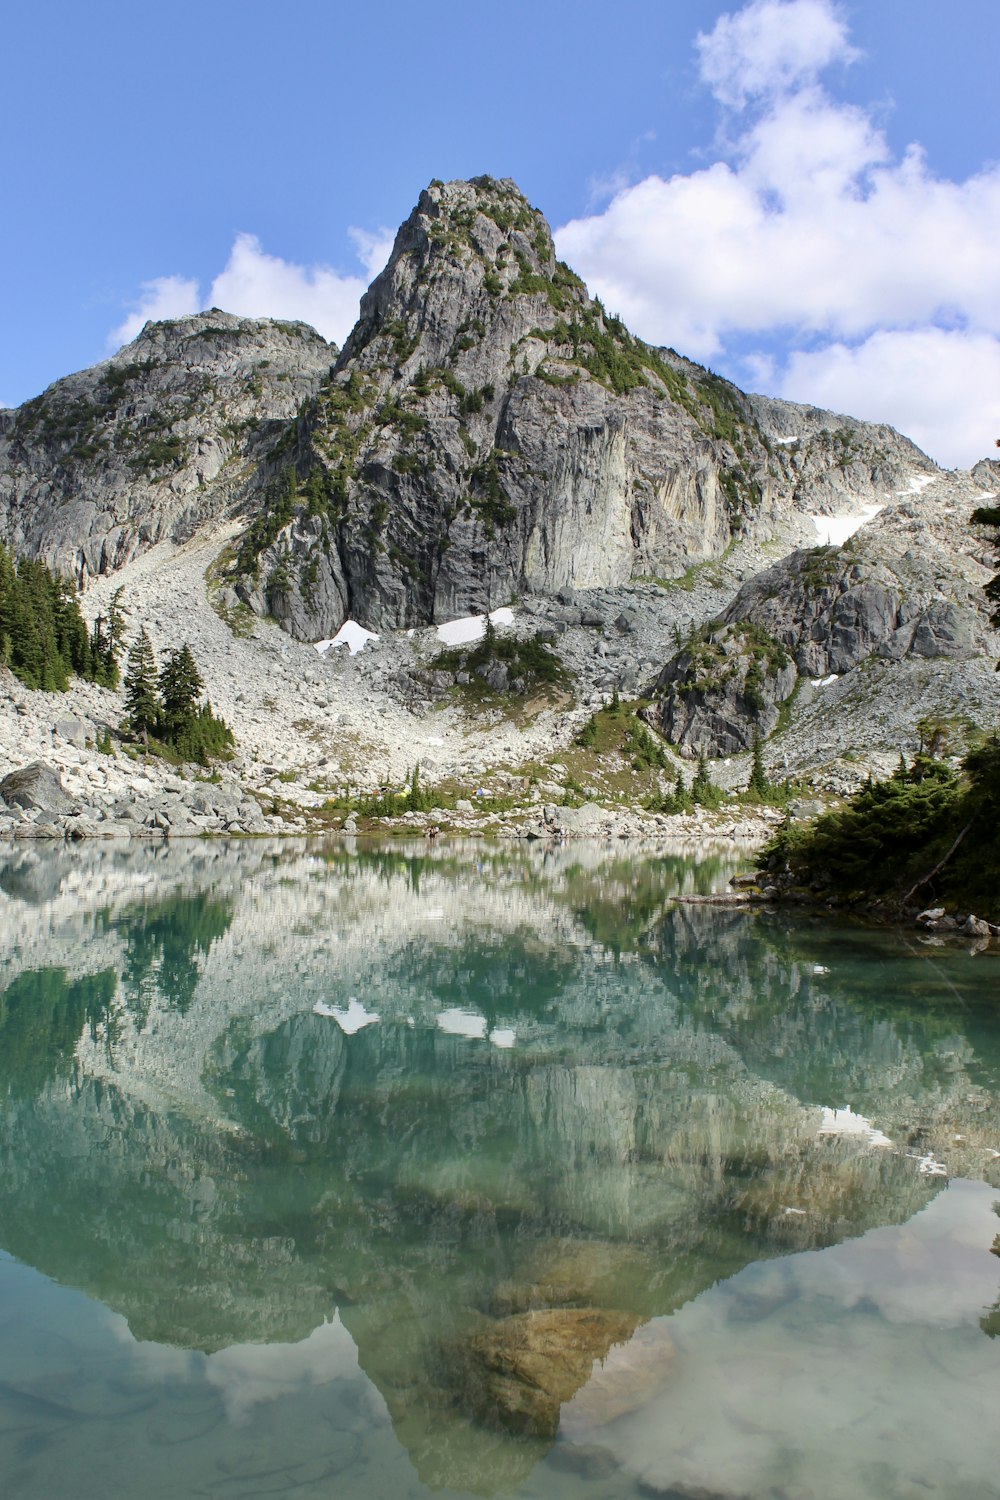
[696,0,858,109]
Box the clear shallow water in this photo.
[0,839,997,1500]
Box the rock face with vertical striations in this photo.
[222,175,778,637]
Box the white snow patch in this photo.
[489,1028,516,1049]
[436,1008,488,1040]
[818,1106,893,1149]
[810,504,883,546]
[773,435,799,444]
[809,674,839,689]
[314,621,380,656]
[313,997,380,1033]
[436,607,515,647]
[895,474,936,496]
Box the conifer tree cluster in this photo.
[123,632,234,763]
[0,545,124,691]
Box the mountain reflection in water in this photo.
[0,839,997,1500]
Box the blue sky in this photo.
[3,0,998,466]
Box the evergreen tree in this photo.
[671,769,692,813]
[972,453,1000,637]
[0,542,116,692]
[158,644,203,742]
[692,750,724,807]
[92,586,127,688]
[748,733,770,801]
[123,628,159,744]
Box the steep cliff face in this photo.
[651,474,996,755]
[224,176,774,636]
[0,311,333,582]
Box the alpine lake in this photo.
[0,838,997,1500]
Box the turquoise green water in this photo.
[0,840,997,1500]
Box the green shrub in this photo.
[758,754,971,904]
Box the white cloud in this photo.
[554,0,1000,469]
[696,0,858,109]
[109,230,393,355]
[780,328,1000,469]
[109,274,200,348]
[208,233,368,346]
[347,225,395,280]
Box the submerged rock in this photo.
[465,1306,640,1437]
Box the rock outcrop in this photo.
[748,393,935,516]
[0,311,333,582]
[652,476,997,755]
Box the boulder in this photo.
[464,1307,640,1437]
[961,915,992,938]
[0,761,76,816]
[53,716,88,749]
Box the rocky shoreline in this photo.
[0,754,784,846]
[726,871,1000,946]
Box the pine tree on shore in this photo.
[158,644,203,742]
[748,733,770,800]
[123,628,159,744]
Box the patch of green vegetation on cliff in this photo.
[460,453,518,535]
[672,620,789,703]
[575,695,672,771]
[528,306,693,404]
[235,468,298,578]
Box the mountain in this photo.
[0,174,996,809]
[0,311,333,581]
[1,177,928,643]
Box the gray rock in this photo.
[53,716,88,749]
[0,311,333,583]
[0,761,76,816]
[551,802,610,834]
[651,489,990,754]
[961,915,992,937]
[228,178,781,638]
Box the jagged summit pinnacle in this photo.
[218,173,781,637]
[338,174,584,375]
